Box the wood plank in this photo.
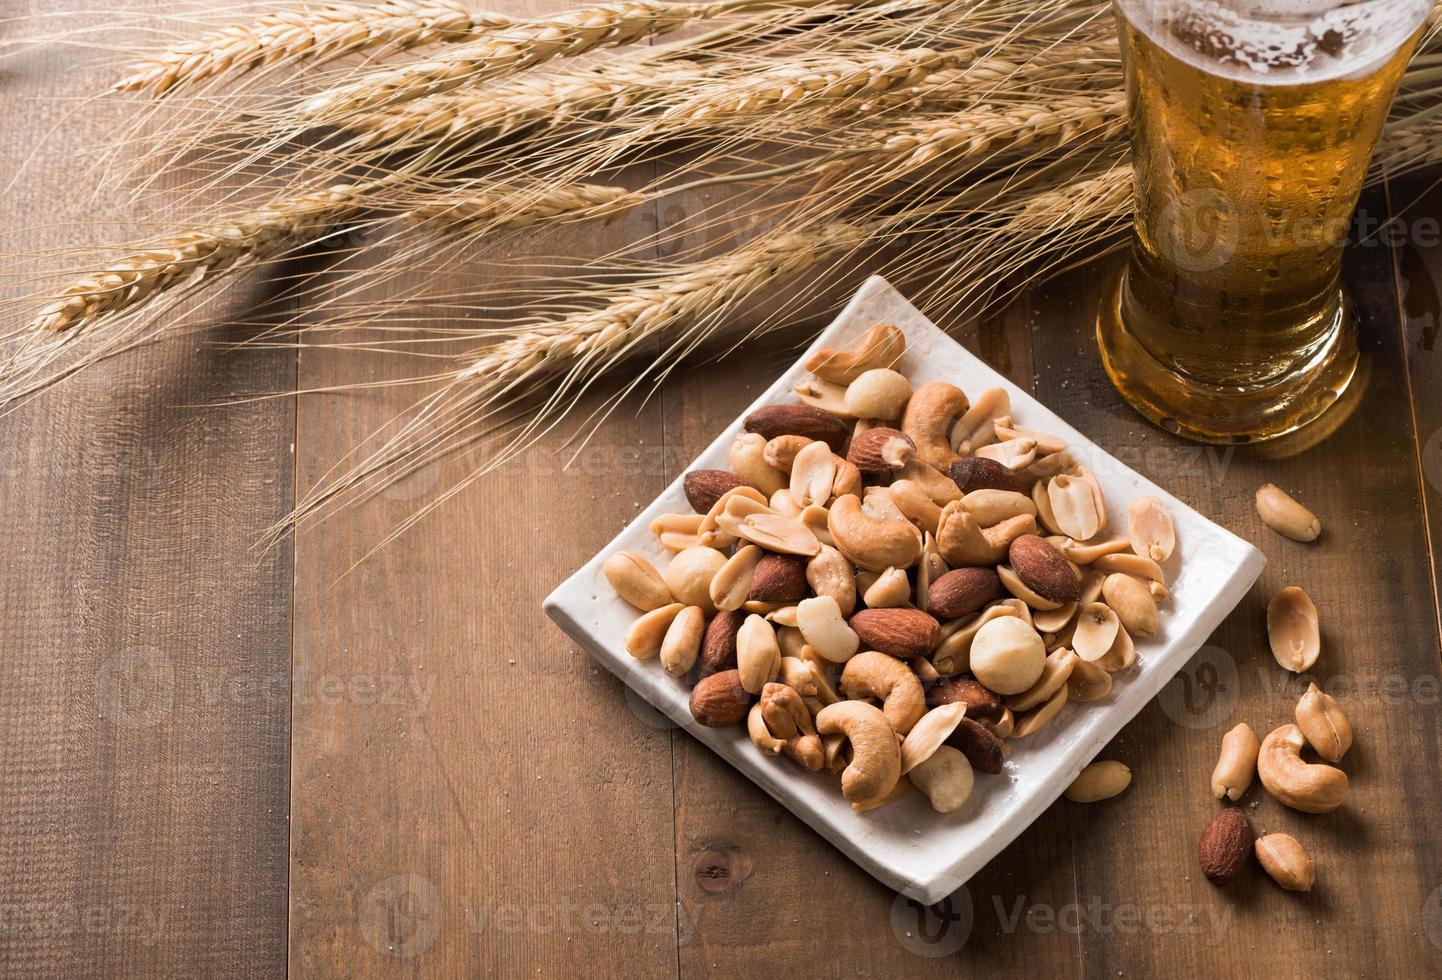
[1384,170,1442,634]
[666,290,1086,973]
[286,231,682,974]
[0,10,294,978]
[1027,185,1442,976]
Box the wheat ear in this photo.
[297,0,795,123]
[826,91,1127,173]
[112,0,501,96]
[407,182,644,234]
[285,220,868,532]
[655,46,951,123]
[342,57,709,151]
[30,182,379,334]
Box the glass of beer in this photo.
[1097,0,1431,443]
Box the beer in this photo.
[1097,0,1430,443]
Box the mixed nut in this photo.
[604,323,1181,813]
[1199,589,1353,892]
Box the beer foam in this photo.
[1118,0,1431,83]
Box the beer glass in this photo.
[1097,0,1431,443]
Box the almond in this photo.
[689,669,752,727]
[925,567,1002,619]
[1008,534,1080,602]
[748,553,808,603]
[950,456,1030,495]
[929,675,1002,717]
[1199,808,1253,884]
[683,469,746,513]
[848,607,939,659]
[946,717,1005,775]
[846,426,915,478]
[743,404,850,452]
[699,609,744,679]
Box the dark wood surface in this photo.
[4,8,1442,978]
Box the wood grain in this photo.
[665,301,1086,974]
[0,9,293,978]
[286,226,684,976]
[1026,185,1442,976]
[5,6,1442,977]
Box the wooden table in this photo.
[5,7,1442,978]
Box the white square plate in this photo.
[543,275,1264,904]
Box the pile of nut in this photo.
[1195,486,1345,893]
[604,323,1178,813]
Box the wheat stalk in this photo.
[25,175,652,337]
[342,57,711,151]
[30,181,378,335]
[112,0,502,95]
[825,90,1127,172]
[295,0,805,123]
[656,46,951,122]
[284,219,869,532]
[407,181,644,233]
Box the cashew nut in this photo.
[936,502,1035,566]
[828,493,923,572]
[796,595,860,664]
[907,746,974,813]
[841,650,926,735]
[901,381,970,470]
[815,700,902,805]
[1257,724,1348,813]
[1210,722,1260,801]
[803,322,906,384]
